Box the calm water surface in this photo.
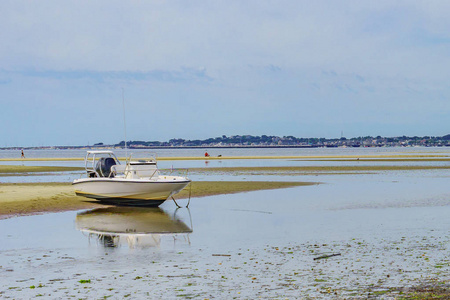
[1,147,449,183]
[1,145,449,159]
[1,161,448,254]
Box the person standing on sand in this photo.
[205,151,210,157]
[21,150,25,158]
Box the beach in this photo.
[0,148,449,299]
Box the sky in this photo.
[0,1,449,147]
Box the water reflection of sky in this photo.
[3,156,449,170]
[0,168,448,253]
[2,166,448,184]
[1,146,449,160]
[1,146,449,183]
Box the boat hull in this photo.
[72,178,190,207]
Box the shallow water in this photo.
[2,145,449,159]
[0,160,449,298]
[2,146,449,184]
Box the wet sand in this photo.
[190,165,450,175]
[1,164,448,180]
[3,163,449,175]
[0,181,316,219]
[1,234,448,299]
[0,165,83,175]
[298,158,450,162]
[0,183,101,218]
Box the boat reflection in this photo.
[76,207,193,249]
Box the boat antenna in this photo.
[122,88,128,158]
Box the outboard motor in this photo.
[95,157,117,177]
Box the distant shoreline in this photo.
[2,144,450,151]
[2,145,321,150]
[1,153,449,162]
[1,133,449,150]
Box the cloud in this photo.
[0,1,449,146]
[0,1,447,74]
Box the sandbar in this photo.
[0,165,83,175]
[0,181,317,219]
[296,158,450,162]
[189,165,450,175]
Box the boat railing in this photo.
[110,165,126,178]
[110,162,160,179]
[138,169,159,180]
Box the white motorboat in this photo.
[72,151,191,207]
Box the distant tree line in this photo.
[113,134,450,148]
[4,134,449,150]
